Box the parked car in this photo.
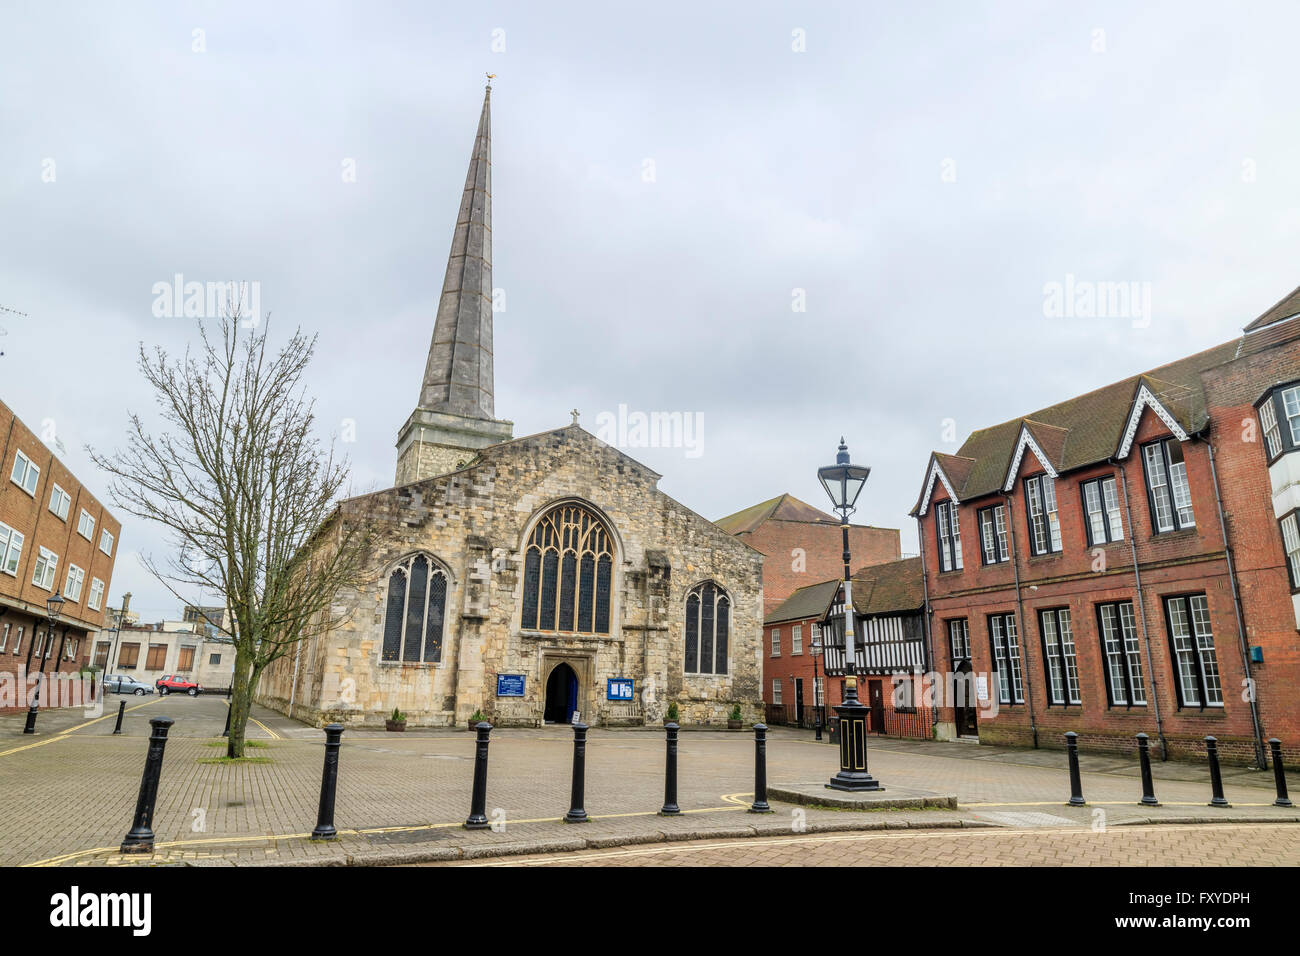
[156,674,203,696]
[104,674,154,696]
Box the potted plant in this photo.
[727,703,743,730]
[385,707,407,732]
[468,708,486,730]
[663,701,680,726]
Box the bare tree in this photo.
[91,309,371,757]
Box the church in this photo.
[255,86,764,729]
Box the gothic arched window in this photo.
[382,554,448,663]
[685,581,729,675]
[521,503,614,634]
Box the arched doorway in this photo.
[954,660,979,738]
[543,662,579,724]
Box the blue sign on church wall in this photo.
[497,674,526,697]
[607,678,634,701]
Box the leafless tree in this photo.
[91,307,371,757]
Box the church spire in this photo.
[420,84,495,419]
[394,85,513,486]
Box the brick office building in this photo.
[0,397,121,713]
[912,285,1300,765]
[764,557,929,738]
[715,493,900,616]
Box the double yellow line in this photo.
[0,695,166,758]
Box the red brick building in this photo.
[715,493,900,615]
[0,397,121,713]
[764,557,930,739]
[912,285,1300,766]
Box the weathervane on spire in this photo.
[485,72,496,88]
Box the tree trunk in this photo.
[226,645,255,758]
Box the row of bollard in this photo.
[1064,731,1293,808]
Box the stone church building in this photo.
[256,86,764,728]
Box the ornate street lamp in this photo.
[817,439,883,791]
[809,633,823,741]
[24,592,65,735]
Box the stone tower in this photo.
[395,85,513,485]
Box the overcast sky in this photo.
[3,2,1299,621]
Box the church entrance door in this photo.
[544,662,579,724]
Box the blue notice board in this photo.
[607,677,634,701]
[497,674,526,697]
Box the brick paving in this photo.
[459,824,1300,867]
[1,696,1297,867]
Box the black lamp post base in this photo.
[827,771,885,793]
[828,681,884,791]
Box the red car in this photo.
[156,674,203,696]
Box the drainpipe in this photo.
[1001,493,1038,748]
[288,635,301,720]
[916,518,938,738]
[1115,461,1168,760]
[1205,438,1267,768]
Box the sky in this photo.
[3,1,1299,621]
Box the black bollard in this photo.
[749,723,773,813]
[1205,735,1230,807]
[1269,738,1293,808]
[112,700,125,735]
[564,722,589,823]
[311,723,345,840]
[222,705,231,738]
[1136,733,1159,806]
[660,721,681,815]
[120,716,175,853]
[464,721,493,830]
[22,680,39,735]
[1065,731,1086,806]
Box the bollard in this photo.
[564,722,590,823]
[22,684,39,735]
[1205,736,1230,807]
[112,700,126,735]
[1269,739,1293,808]
[311,723,345,840]
[1065,731,1086,806]
[1136,733,1159,806]
[660,722,680,815]
[222,705,231,738]
[120,716,175,853]
[464,721,493,830]
[749,723,773,813]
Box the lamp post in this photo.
[24,592,65,735]
[810,635,823,741]
[817,439,883,791]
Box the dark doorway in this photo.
[794,678,805,725]
[954,661,979,737]
[868,679,885,734]
[544,662,579,724]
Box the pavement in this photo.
[1,694,1297,867]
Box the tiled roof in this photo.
[850,557,925,616]
[714,493,838,535]
[914,338,1242,510]
[764,578,839,626]
[1243,284,1300,333]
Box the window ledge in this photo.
[1149,527,1198,542]
[378,660,445,668]
[518,629,616,642]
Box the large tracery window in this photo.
[521,503,614,634]
[382,554,448,663]
[684,581,730,675]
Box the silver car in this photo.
[103,674,154,696]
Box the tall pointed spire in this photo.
[421,85,495,418]
[395,85,513,486]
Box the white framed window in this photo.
[948,618,971,660]
[1098,601,1146,706]
[989,612,1023,704]
[0,623,8,652]
[1260,396,1283,458]
[99,529,114,556]
[813,676,824,706]
[11,626,23,655]
[770,627,781,656]
[810,622,821,648]
[49,484,71,520]
[791,623,803,655]
[772,678,783,705]
[65,638,79,660]
[1039,607,1081,705]
[1142,438,1195,532]
[88,577,105,611]
[77,509,95,540]
[10,450,39,496]
[1081,476,1124,545]
[0,521,24,576]
[935,499,963,571]
[1165,594,1222,707]
[32,547,58,591]
[1283,385,1300,445]
[64,564,85,603]
[978,504,1010,564]
[1025,475,1062,554]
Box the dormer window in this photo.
[935,499,962,571]
[1141,438,1195,533]
[1257,383,1300,462]
[977,504,1009,564]
[1024,475,1062,555]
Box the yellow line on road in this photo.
[0,696,166,758]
